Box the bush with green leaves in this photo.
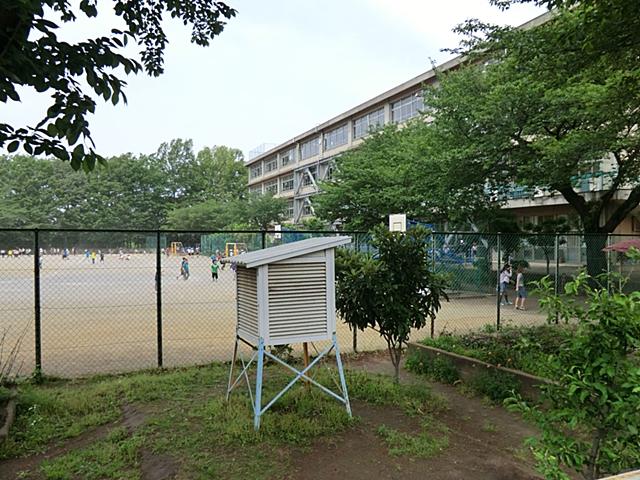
[405,353,459,385]
[336,225,448,382]
[507,250,640,480]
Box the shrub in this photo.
[470,369,520,403]
[406,353,459,384]
[507,258,640,480]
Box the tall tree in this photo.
[315,122,497,230]
[0,1,236,170]
[426,0,640,274]
[189,146,246,202]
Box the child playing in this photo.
[499,264,513,305]
[514,265,527,311]
[211,260,219,282]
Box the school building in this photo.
[244,10,639,236]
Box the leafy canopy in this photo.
[428,0,640,234]
[0,1,236,170]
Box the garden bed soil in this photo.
[407,342,554,401]
[0,354,551,479]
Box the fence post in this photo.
[554,233,560,324]
[156,230,163,368]
[261,231,266,250]
[34,229,42,382]
[496,233,501,331]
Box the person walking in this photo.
[99,250,104,263]
[499,264,513,305]
[177,257,190,280]
[211,260,219,282]
[514,265,527,311]
[91,251,97,264]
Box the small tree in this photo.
[507,256,640,480]
[336,225,448,382]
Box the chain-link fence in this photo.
[1,228,636,378]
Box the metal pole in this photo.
[261,231,266,250]
[496,233,501,331]
[431,232,436,271]
[254,338,265,430]
[554,233,560,324]
[156,230,163,368]
[34,229,42,381]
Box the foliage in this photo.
[405,353,459,384]
[315,123,496,230]
[335,225,448,382]
[0,1,236,170]
[420,325,572,379]
[0,140,261,231]
[524,218,570,275]
[242,193,288,230]
[470,369,520,404]
[508,257,640,480]
[427,0,640,276]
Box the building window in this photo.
[265,179,278,195]
[302,166,317,187]
[391,91,423,123]
[287,199,294,218]
[265,157,277,173]
[281,174,294,192]
[300,137,320,160]
[353,108,385,139]
[303,202,313,216]
[250,164,262,179]
[323,124,348,151]
[249,184,262,195]
[280,148,294,167]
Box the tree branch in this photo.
[602,184,640,233]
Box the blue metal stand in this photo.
[226,333,351,430]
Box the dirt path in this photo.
[288,353,542,480]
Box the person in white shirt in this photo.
[514,266,527,311]
[499,264,513,305]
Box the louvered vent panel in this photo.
[268,263,327,341]
[236,266,259,339]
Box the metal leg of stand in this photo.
[254,337,265,430]
[333,332,352,417]
[226,335,239,401]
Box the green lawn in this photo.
[1,362,448,479]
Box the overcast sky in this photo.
[3,0,545,159]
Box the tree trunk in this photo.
[352,327,358,354]
[584,234,608,278]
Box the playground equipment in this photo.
[224,236,352,429]
[169,242,183,255]
[225,242,247,257]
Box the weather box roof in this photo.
[222,236,351,268]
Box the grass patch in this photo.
[3,363,451,479]
[376,424,448,458]
[40,427,144,480]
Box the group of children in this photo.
[176,251,235,282]
[499,263,527,310]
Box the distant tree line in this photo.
[0,139,287,231]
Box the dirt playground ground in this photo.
[0,254,548,378]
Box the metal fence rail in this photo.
[0,228,636,378]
